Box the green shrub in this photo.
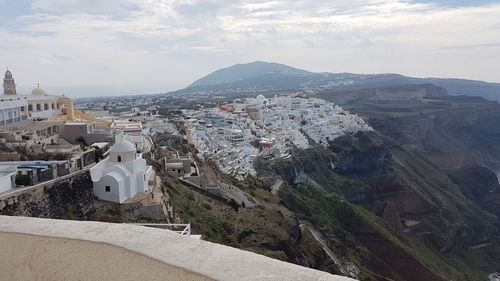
[15,174,31,186]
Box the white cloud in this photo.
[0,0,499,97]
[31,0,138,15]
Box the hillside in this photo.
[176,61,500,101]
[189,61,312,88]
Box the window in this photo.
[36,104,41,111]
[21,106,25,112]
[44,104,49,110]
[144,174,146,181]
[117,155,122,162]
[28,104,33,111]
[105,186,110,192]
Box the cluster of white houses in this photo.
[187,94,373,179]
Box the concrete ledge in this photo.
[0,232,212,281]
[0,216,354,281]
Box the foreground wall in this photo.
[0,216,354,281]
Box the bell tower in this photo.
[3,70,17,95]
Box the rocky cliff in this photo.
[271,132,500,280]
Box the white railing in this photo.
[127,223,191,236]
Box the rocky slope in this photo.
[271,132,499,280]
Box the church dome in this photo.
[4,70,12,79]
[31,86,47,96]
[110,133,136,153]
[256,94,266,103]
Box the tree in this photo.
[15,174,31,186]
[75,136,88,148]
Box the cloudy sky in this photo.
[0,0,499,97]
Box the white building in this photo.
[0,165,17,193]
[0,97,27,125]
[26,87,63,119]
[0,71,76,125]
[90,133,154,203]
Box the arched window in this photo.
[28,104,33,111]
[36,104,41,111]
[117,155,122,162]
[21,106,25,112]
[51,103,55,109]
[44,104,49,110]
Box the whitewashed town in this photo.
[188,94,372,180]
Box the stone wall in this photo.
[56,162,70,177]
[82,150,96,167]
[0,172,94,219]
[37,168,53,183]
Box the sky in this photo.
[0,0,499,98]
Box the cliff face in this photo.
[0,172,95,219]
[335,92,500,171]
[271,132,500,280]
[448,166,500,218]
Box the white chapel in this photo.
[90,133,154,203]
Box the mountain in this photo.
[188,61,312,88]
[178,61,500,101]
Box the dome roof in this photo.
[4,70,12,79]
[256,94,265,100]
[110,133,136,153]
[31,86,47,96]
